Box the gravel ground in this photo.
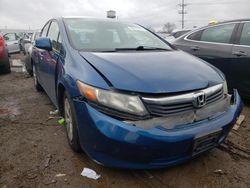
[0,54,250,188]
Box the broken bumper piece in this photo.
[73,90,243,169]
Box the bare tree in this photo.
[163,22,176,33]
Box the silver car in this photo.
[25,31,40,76]
[3,33,20,54]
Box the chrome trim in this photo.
[142,84,223,105]
[126,95,230,130]
[233,44,250,48]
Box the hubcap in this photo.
[64,98,73,142]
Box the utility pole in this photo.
[178,0,187,29]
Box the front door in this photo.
[230,22,250,98]
[42,21,61,105]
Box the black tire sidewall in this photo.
[0,58,11,74]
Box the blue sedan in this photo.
[32,17,243,169]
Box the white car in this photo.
[3,33,20,54]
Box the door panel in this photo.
[230,45,250,98]
[43,21,61,106]
[192,42,233,77]
[35,22,51,90]
[230,22,250,98]
[177,23,238,84]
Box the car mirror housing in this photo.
[35,37,52,51]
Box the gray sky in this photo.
[0,0,250,30]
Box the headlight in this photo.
[223,81,228,94]
[77,81,148,116]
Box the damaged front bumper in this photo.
[73,90,243,169]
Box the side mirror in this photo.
[35,37,52,51]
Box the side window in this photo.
[200,24,236,44]
[187,30,202,41]
[240,23,250,46]
[41,23,50,37]
[4,33,17,41]
[47,21,60,51]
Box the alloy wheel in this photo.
[64,97,73,142]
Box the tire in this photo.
[63,92,81,152]
[25,56,33,76]
[33,65,43,91]
[0,58,11,74]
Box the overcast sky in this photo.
[0,0,250,30]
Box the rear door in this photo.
[177,23,238,79]
[230,22,250,98]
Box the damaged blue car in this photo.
[32,17,243,169]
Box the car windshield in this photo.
[64,18,172,52]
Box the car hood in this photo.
[79,50,224,94]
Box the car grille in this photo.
[142,84,224,117]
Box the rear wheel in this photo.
[33,65,43,91]
[25,55,33,76]
[64,92,81,152]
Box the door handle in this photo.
[191,46,200,51]
[232,51,247,57]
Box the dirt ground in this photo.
[0,54,250,188]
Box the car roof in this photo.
[185,19,250,34]
[218,19,250,24]
[57,16,140,26]
[59,16,121,23]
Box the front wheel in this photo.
[64,92,81,152]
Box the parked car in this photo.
[171,29,191,38]
[25,31,40,75]
[3,33,20,54]
[32,17,242,169]
[19,32,33,55]
[0,34,11,73]
[173,19,250,99]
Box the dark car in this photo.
[32,17,242,169]
[173,19,250,99]
[171,29,191,38]
[0,34,11,74]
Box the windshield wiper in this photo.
[115,46,170,51]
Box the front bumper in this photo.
[73,90,243,169]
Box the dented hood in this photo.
[79,50,224,93]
